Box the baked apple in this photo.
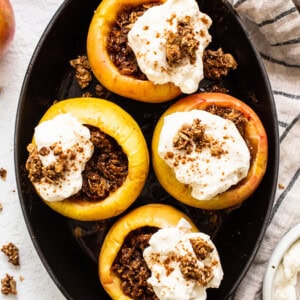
[25,97,149,221]
[87,0,187,103]
[152,92,268,210]
[99,203,223,299]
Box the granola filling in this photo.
[205,105,254,160]
[111,227,159,300]
[111,225,220,299]
[107,4,160,80]
[205,105,247,138]
[74,125,128,201]
[26,125,128,202]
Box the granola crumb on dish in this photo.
[1,274,17,295]
[202,84,229,94]
[1,242,20,266]
[82,91,93,98]
[203,48,237,80]
[70,55,92,89]
[95,84,111,98]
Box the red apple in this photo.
[0,0,15,58]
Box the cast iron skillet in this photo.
[14,0,279,299]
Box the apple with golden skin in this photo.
[30,97,149,221]
[99,203,198,299]
[86,0,181,103]
[152,92,268,210]
[0,0,15,58]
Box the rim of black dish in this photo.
[14,0,279,299]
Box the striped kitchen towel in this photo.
[227,0,300,299]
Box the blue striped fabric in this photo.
[227,0,300,299]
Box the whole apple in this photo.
[0,0,15,58]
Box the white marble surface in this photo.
[0,0,65,299]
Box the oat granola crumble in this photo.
[82,91,93,98]
[26,125,128,202]
[112,227,159,300]
[203,48,237,80]
[26,141,80,185]
[107,4,158,79]
[70,55,92,89]
[1,274,17,295]
[1,242,19,266]
[205,104,247,137]
[172,118,227,158]
[166,15,199,66]
[95,84,111,98]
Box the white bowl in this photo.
[263,223,300,300]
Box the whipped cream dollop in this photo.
[32,113,94,202]
[158,110,250,200]
[143,218,223,300]
[128,0,212,94]
[273,239,300,300]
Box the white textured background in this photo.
[0,0,65,299]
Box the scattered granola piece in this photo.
[82,91,93,98]
[95,84,111,98]
[74,226,83,238]
[278,183,285,190]
[1,274,17,295]
[203,84,229,94]
[0,168,7,181]
[19,276,24,282]
[1,242,20,266]
[203,48,237,80]
[70,55,92,89]
[0,203,2,211]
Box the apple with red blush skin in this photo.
[0,0,15,58]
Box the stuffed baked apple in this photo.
[99,203,223,300]
[87,0,212,102]
[152,92,268,210]
[25,98,149,221]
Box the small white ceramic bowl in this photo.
[263,223,300,300]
